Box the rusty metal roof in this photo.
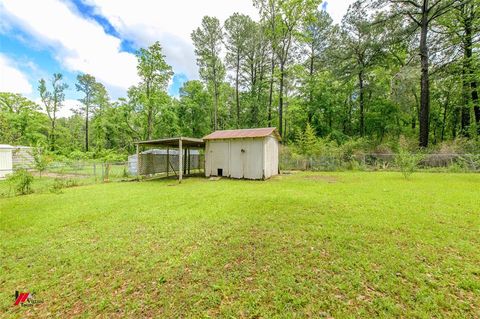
[203,127,280,140]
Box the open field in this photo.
[1,172,479,318]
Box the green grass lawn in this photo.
[1,172,479,318]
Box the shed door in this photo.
[244,139,264,179]
[229,139,244,178]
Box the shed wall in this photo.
[263,136,279,178]
[0,149,13,179]
[206,140,230,177]
[205,137,269,179]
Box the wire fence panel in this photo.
[43,161,132,182]
[137,154,204,176]
[280,153,480,172]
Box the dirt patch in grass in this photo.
[304,175,339,183]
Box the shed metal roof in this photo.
[203,127,280,140]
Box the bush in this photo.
[31,148,51,178]
[7,169,34,195]
[395,148,424,179]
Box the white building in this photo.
[203,128,280,180]
[0,145,34,179]
[0,144,14,179]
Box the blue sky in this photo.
[0,0,353,117]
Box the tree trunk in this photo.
[278,63,284,137]
[308,46,314,123]
[50,120,56,151]
[213,67,218,131]
[235,51,240,128]
[267,52,274,127]
[85,104,89,152]
[472,81,480,135]
[461,15,473,137]
[418,6,430,148]
[358,70,365,137]
[452,107,459,138]
[441,90,450,141]
[461,66,471,137]
[411,89,419,130]
[146,82,153,140]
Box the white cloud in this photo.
[34,98,80,119]
[1,0,139,95]
[60,99,82,118]
[84,0,259,79]
[0,53,33,94]
[0,0,353,101]
[85,0,353,79]
[324,0,356,24]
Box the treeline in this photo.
[0,0,479,157]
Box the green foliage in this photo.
[38,73,68,151]
[395,140,424,179]
[6,169,34,195]
[1,0,479,158]
[298,123,319,156]
[178,80,211,137]
[0,92,48,146]
[31,148,50,178]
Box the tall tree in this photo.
[0,93,47,145]
[374,0,461,147]
[445,1,480,135]
[75,74,108,151]
[299,9,333,124]
[38,73,68,151]
[135,41,173,140]
[255,0,321,136]
[178,80,211,137]
[339,1,385,137]
[224,13,255,128]
[242,20,270,127]
[192,16,225,131]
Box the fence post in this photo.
[93,162,97,182]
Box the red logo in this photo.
[13,291,42,306]
[14,292,30,306]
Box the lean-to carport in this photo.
[134,137,205,182]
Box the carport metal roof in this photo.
[134,137,205,148]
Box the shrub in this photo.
[395,147,424,179]
[7,169,34,195]
[31,148,50,178]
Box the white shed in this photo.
[0,144,14,179]
[203,127,280,180]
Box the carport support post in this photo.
[178,139,183,183]
[136,143,140,180]
[184,147,187,175]
[188,148,191,175]
[166,147,169,177]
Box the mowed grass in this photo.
[1,172,479,318]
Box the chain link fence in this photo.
[280,153,480,172]
[42,161,132,182]
[0,161,133,197]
